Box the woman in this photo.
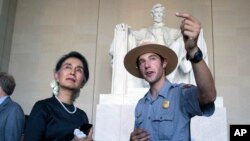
[24,51,93,141]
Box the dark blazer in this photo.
[0,97,25,141]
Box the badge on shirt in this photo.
[162,100,170,109]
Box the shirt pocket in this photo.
[153,110,175,140]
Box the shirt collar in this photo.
[0,96,9,105]
[158,79,173,97]
[144,79,174,101]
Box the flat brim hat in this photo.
[124,43,178,78]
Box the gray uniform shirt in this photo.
[134,80,215,141]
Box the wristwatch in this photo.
[186,47,203,63]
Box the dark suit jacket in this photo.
[0,97,25,141]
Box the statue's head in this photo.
[152,3,165,12]
[151,3,166,23]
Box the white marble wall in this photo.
[191,98,227,141]
[94,92,227,141]
[191,108,227,141]
[95,89,146,141]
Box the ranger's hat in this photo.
[123,43,178,78]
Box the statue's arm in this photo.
[177,28,208,74]
[131,28,147,42]
[176,36,192,73]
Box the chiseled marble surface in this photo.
[95,93,227,141]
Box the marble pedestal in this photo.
[94,89,227,141]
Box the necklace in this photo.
[55,96,77,114]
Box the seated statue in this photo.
[109,3,208,94]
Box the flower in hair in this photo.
[50,80,59,95]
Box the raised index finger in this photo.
[175,12,196,21]
[176,12,201,25]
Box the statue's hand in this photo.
[176,12,201,53]
[115,23,129,31]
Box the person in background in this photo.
[0,72,25,141]
[24,51,93,141]
[124,12,216,141]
